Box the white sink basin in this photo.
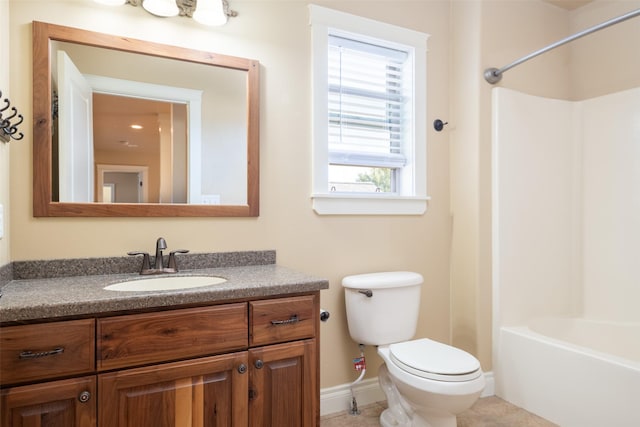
[104,275,227,292]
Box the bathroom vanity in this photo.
[0,252,328,427]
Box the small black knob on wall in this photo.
[433,119,448,132]
[320,309,330,322]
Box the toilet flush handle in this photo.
[358,289,373,297]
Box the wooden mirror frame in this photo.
[33,21,259,217]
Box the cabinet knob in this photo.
[254,359,264,369]
[237,363,247,374]
[78,391,91,403]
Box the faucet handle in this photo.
[128,251,151,274]
[167,249,190,271]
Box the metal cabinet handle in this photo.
[19,347,64,359]
[270,315,299,326]
[255,360,264,369]
[78,391,91,403]
[237,363,247,374]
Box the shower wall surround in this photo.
[493,86,640,326]
[580,88,640,322]
[492,86,640,427]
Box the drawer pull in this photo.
[19,347,65,360]
[270,315,299,326]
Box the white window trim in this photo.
[309,4,430,215]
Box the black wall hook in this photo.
[0,90,24,143]
[433,119,448,132]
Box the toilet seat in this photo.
[389,338,482,382]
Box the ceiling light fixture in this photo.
[192,0,227,26]
[94,0,237,26]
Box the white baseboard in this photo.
[320,377,385,417]
[482,371,495,397]
[320,371,495,417]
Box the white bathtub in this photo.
[495,317,640,427]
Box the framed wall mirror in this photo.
[33,21,259,217]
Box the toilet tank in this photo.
[342,271,423,346]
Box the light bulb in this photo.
[193,0,227,26]
[142,0,179,17]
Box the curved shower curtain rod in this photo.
[484,7,640,84]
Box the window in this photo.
[310,5,429,215]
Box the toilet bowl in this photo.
[342,272,485,427]
[378,339,485,427]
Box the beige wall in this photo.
[1,0,10,266]
[569,0,640,100]
[8,0,451,389]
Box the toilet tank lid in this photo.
[342,271,423,289]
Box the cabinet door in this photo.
[0,376,96,427]
[99,352,248,427]
[249,339,317,427]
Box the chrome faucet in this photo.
[128,237,189,275]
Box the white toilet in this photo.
[342,271,485,427]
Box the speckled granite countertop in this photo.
[0,251,329,324]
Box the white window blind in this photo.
[328,34,409,169]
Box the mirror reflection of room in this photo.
[93,94,187,204]
[50,40,248,206]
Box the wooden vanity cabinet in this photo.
[0,292,320,427]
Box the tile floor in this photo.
[320,397,558,427]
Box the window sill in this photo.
[312,193,429,215]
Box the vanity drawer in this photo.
[0,319,96,385]
[97,303,248,371]
[250,295,316,346]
